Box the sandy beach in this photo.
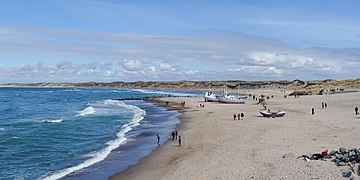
[110,90,360,180]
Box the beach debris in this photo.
[299,147,360,179]
[282,153,295,159]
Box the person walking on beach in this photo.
[233,114,236,120]
[312,108,315,115]
[321,102,324,109]
[241,113,244,120]
[157,134,160,145]
[178,135,182,146]
[237,113,240,120]
[171,131,176,140]
[355,107,359,115]
[325,103,327,108]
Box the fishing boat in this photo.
[218,94,246,104]
[203,92,219,102]
[217,85,246,104]
[259,109,286,118]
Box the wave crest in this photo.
[76,107,95,116]
[43,101,145,180]
[43,119,63,123]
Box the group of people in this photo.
[171,130,181,146]
[157,131,182,146]
[233,113,244,120]
[197,103,205,108]
[311,102,330,115]
[171,130,178,140]
[180,101,186,107]
[321,102,328,109]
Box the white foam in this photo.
[43,101,146,180]
[76,107,95,116]
[43,119,63,123]
[0,128,5,131]
[130,88,196,97]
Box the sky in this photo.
[0,0,359,83]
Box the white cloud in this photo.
[159,63,176,72]
[229,66,283,76]
[104,70,112,76]
[57,60,73,70]
[121,59,142,71]
[264,67,283,76]
[0,27,359,82]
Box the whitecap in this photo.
[76,107,95,116]
[0,128,5,131]
[43,119,63,123]
[43,102,146,180]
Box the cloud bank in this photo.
[0,27,359,83]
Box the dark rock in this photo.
[336,154,344,160]
[332,159,340,164]
[354,149,360,154]
[355,155,360,162]
[329,150,337,156]
[342,171,353,178]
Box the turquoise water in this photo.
[0,87,201,179]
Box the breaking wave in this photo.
[42,101,146,180]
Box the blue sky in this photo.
[0,0,359,83]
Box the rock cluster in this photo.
[329,147,360,166]
[300,147,360,179]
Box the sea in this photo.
[0,87,202,180]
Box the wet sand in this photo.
[110,90,360,179]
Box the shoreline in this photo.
[109,97,192,179]
[60,100,181,180]
[111,90,360,179]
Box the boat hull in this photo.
[218,98,246,104]
[204,97,219,102]
[203,91,219,102]
[260,110,286,118]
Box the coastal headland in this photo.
[111,89,360,179]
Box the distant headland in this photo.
[1,78,360,95]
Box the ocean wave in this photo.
[43,119,63,123]
[0,128,5,131]
[42,101,146,180]
[76,100,126,117]
[64,89,82,91]
[76,107,95,116]
[130,88,196,97]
